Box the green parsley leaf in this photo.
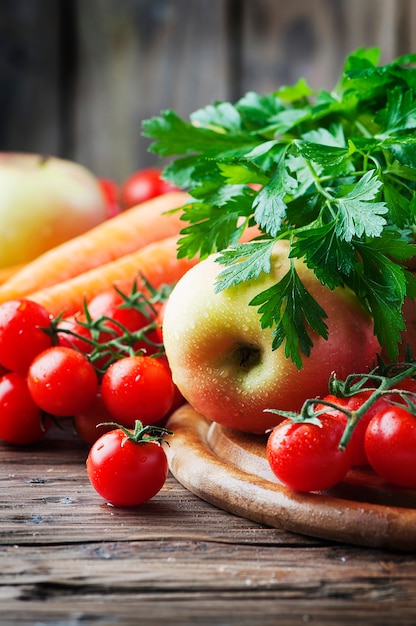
[249,265,329,370]
[142,48,416,367]
[334,170,388,241]
[215,241,276,291]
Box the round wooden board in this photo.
[166,404,416,552]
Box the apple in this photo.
[0,153,108,267]
[162,241,380,434]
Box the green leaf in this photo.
[382,177,415,229]
[347,236,416,357]
[235,91,285,129]
[296,141,350,168]
[252,150,297,237]
[290,221,357,289]
[142,49,416,366]
[378,88,416,135]
[142,110,258,157]
[217,161,269,186]
[176,186,254,259]
[276,77,314,102]
[334,170,388,241]
[249,265,329,370]
[215,240,276,291]
[387,158,416,183]
[354,274,405,361]
[190,101,243,133]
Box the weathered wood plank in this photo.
[240,0,413,94]
[72,0,230,181]
[0,0,414,183]
[2,540,416,594]
[1,595,414,626]
[1,423,416,625]
[1,550,415,625]
[0,424,318,547]
[0,1,62,155]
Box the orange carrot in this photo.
[0,263,27,286]
[0,191,189,303]
[27,236,199,317]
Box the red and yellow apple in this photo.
[0,153,107,267]
[162,241,380,434]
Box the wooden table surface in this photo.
[1,422,416,626]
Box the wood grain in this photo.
[1,420,416,624]
[0,1,62,155]
[72,0,230,180]
[166,404,416,552]
[0,0,414,181]
[240,0,409,94]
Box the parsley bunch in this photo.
[142,48,416,369]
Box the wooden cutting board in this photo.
[166,404,416,552]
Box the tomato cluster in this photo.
[266,370,416,492]
[0,282,182,505]
[99,167,179,217]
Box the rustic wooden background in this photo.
[0,0,415,183]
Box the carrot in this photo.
[0,191,189,303]
[0,263,27,286]
[27,236,200,317]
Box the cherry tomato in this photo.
[101,355,174,427]
[73,391,115,445]
[266,415,353,492]
[0,299,53,374]
[0,364,9,377]
[0,372,51,444]
[88,288,151,336]
[27,346,98,417]
[88,288,162,356]
[315,391,392,467]
[56,316,94,354]
[86,422,170,506]
[365,405,416,488]
[317,378,416,467]
[121,168,179,209]
[99,177,121,218]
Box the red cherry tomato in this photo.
[73,391,115,445]
[101,355,174,427]
[266,415,353,492]
[317,378,416,466]
[365,404,416,488]
[315,391,391,467]
[88,288,162,357]
[99,178,121,218]
[121,168,179,209]
[0,372,51,444]
[27,346,98,417]
[88,288,151,336]
[0,299,53,374]
[86,423,170,506]
[56,316,94,354]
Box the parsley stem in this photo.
[354,118,373,138]
[305,160,335,201]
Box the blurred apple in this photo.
[162,241,380,434]
[0,153,108,267]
